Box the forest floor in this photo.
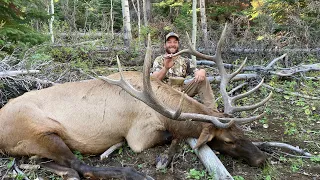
[0,64,319,180]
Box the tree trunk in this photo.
[191,0,197,66]
[131,0,141,46]
[145,0,151,23]
[199,0,209,53]
[121,0,132,47]
[142,0,148,26]
[60,0,77,31]
[72,0,77,30]
[110,0,114,38]
[48,0,54,43]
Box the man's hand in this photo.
[163,54,175,70]
[152,54,175,80]
[194,69,206,82]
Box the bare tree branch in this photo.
[266,53,288,69]
[253,141,313,157]
[0,70,40,78]
[262,83,320,100]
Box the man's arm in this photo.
[152,54,175,81]
[152,67,169,80]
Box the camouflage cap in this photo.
[165,32,179,42]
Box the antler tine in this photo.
[173,32,215,61]
[215,23,228,61]
[218,112,266,124]
[232,78,265,101]
[229,92,273,113]
[99,34,235,128]
[230,58,247,80]
[99,56,141,98]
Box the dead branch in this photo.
[185,74,260,84]
[100,142,124,160]
[13,161,30,180]
[276,151,313,159]
[265,54,288,69]
[0,70,40,78]
[19,164,40,170]
[229,48,320,54]
[1,160,12,180]
[262,83,320,100]
[187,138,234,180]
[24,76,56,86]
[197,54,320,79]
[271,63,320,76]
[253,141,312,157]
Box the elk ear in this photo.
[194,126,215,149]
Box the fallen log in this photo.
[184,73,259,84]
[187,138,234,180]
[0,70,40,77]
[197,54,320,78]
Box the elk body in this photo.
[0,24,271,179]
[0,71,265,179]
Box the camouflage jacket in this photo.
[152,55,197,81]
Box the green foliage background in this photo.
[0,1,49,51]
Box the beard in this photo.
[165,46,179,54]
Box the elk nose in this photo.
[250,155,267,167]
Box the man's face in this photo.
[165,36,179,54]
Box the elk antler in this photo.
[99,34,237,128]
[173,23,272,123]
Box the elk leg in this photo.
[156,139,179,169]
[31,133,153,180]
[126,124,172,152]
[40,161,80,179]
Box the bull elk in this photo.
[0,24,271,179]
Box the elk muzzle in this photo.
[207,138,267,167]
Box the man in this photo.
[152,32,217,111]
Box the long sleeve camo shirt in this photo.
[152,55,197,81]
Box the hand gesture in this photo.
[163,54,175,70]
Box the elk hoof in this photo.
[155,154,169,169]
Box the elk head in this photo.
[206,124,267,166]
[100,24,272,167]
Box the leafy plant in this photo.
[160,168,167,174]
[118,147,123,155]
[265,175,272,180]
[137,164,144,169]
[310,155,320,163]
[186,168,206,179]
[289,158,304,173]
[73,150,83,161]
[182,144,194,153]
[284,122,297,135]
[233,175,245,180]
[6,157,15,168]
